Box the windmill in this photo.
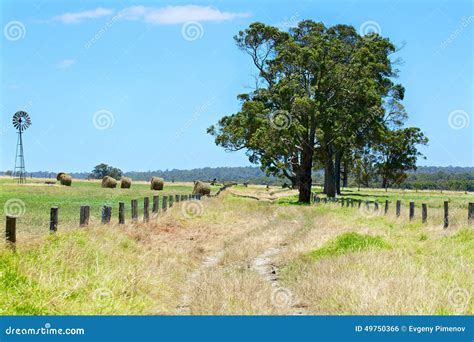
[12,111,31,183]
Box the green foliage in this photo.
[90,163,123,179]
[374,127,428,188]
[307,232,390,260]
[209,20,400,202]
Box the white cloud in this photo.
[53,8,113,24]
[118,5,251,24]
[57,59,76,69]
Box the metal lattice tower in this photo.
[12,111,31,183]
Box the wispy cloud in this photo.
[53,8,113,24]
[118,5,251,24]
[57,59,76,69]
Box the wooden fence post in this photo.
[168,195,173,208]
[100,206,106,224]
[119,202,125,225]
[443,201,449,228]
[384,200,389,215]
[350,199,354,207]
[80,205,90,226]
[162,196,168,211]
[409,202,415,221]
[152,196,159,214]
[358,200,361,208]
[144,197,149,222]
[50,207,58,232]
[468,203,474,225]
[365,201,369,210]
[102,206,111,224]
[131,200,138,222]
[396,200,401,217]
[180,195,186,202]
[374,201,379,211]
[422,203,427,223]
[6,215,16,246]
[175,194,180,202]
[341,198,345,207]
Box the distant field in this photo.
[0,177,220,234]
[0,181,472,315]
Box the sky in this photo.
[0,0,472,172]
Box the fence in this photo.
[312,194,474,229]
[4,191,473,247]
[4,193,202,247]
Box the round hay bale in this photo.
[59,173,72,186]
[150,177,164,190]
[56,172,66,181]
[102,176,117,188]
[193,180,211,196]
[120,177,132,189]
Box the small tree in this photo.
[375,128,428,189]
[90,163,123,179]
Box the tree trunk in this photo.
[342,160,349,188]
[298,148,313,203]
[325,157,336,198]
[335,150,341,195]
[323,167,328,194]
[382,177,387,189]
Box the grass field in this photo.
[0,178,472,315]
[0,177,219,234]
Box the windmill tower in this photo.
[12,111,31,183]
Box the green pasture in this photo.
[0,177,219,234]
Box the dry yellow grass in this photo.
[1,186,472,315]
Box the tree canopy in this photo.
[209,20,427,203]
[90,163,123,180]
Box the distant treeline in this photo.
[1,166,473,191]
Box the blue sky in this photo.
[1,0,472,172]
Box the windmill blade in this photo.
[12,111,31,131]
